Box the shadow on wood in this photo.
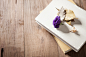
[66,43,86,57]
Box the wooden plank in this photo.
[14,0,24,57]
[0,0,24,57]
[82,0,86,10]
[24,0,59,57]
[73,0,86,9]
[0,1,2,56]
[0,0,9,57]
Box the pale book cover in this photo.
[54,0,76,53]
[36,0,86,52]
[40,0,75,53]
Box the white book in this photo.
[35,0,86,52]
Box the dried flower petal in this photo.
[58,7,66,21]
[53,16,61,28]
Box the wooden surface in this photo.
[0,0,86,57]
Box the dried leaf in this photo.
[65,9,75,21]
[66,21,71,25]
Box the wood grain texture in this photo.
[24,0,58,57]
[0,0,86,57]
[0,0,24,57]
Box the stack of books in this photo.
[35,0,86,53]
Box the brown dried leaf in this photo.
[66,21,71,25]
[65,9,75,21]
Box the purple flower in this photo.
[53,16,61,28]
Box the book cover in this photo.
[53,0,76,53]
[36,0,86,52]
[40,0,75,53]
